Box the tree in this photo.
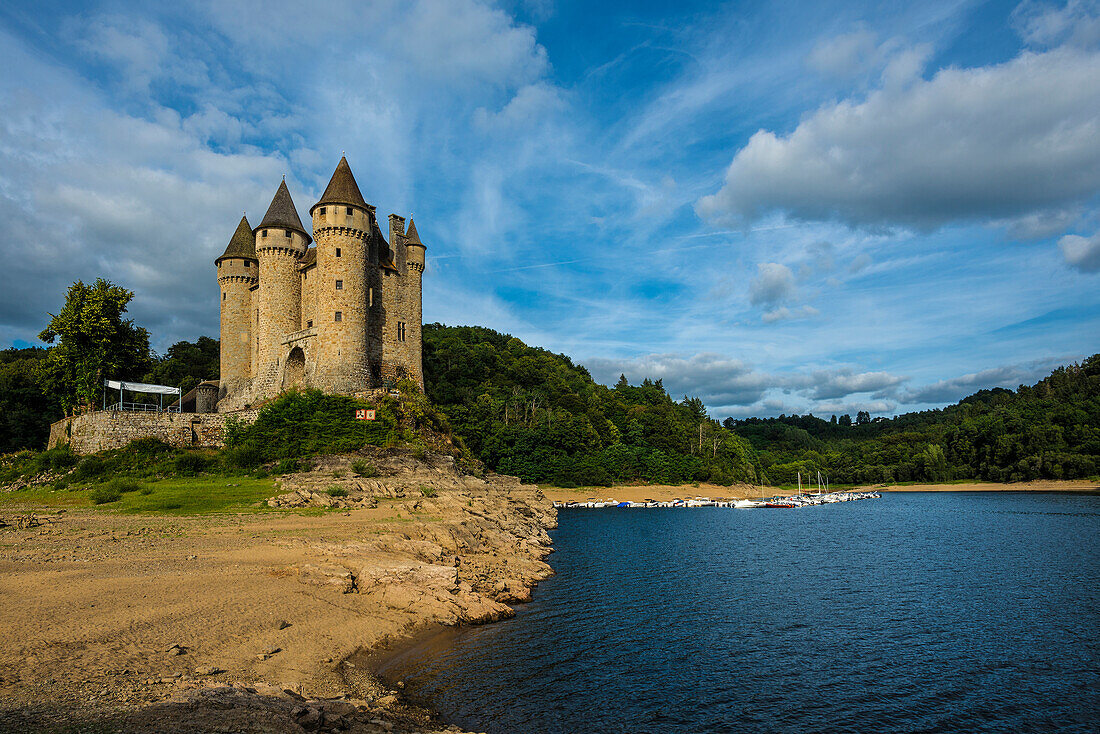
[37,279,152,415]
[839,414,852,426]
[856,410,871,425]
[145,336,220,394]
[0,348,57,451]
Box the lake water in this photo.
[381,493,1100,733]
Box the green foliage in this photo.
[272,458,300,475]
[326,486,349,497]
[37,278,152,415]
[225,389,399,463]
[728,354,1100,484]
[419,485,437,497]
[0,347,58,452]
[105,477,142,494]
[90,485,121,504]
[422,324,757,486]
[142,336,220,396]
[351,459,378,477]
[173,452,213,475]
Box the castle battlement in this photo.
[215,156,425,412]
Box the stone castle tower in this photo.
[215,157,425,411]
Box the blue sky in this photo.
[0,0,1097,419]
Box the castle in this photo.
[215,156,425,411]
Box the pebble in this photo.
[275,619,291,630]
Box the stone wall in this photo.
[48,409,260,455]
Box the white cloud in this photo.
[848,252,872,272]
[900,356,1071,403]
[1058,232,1100,271]
[748,262,795,306]
[807,27,879,77]
[762,305,819,323]
[809,369,905,399]
[1012,0,1100,49]
[696,47,1100,231]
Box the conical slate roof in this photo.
[404,218,423,246]
[216,215,257,263]
[311,156,367,213]
[255,180,311,241]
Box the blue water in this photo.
[382,493,1100,733]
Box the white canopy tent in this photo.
[103,379,182,413]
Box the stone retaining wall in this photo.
[48,409,260,454]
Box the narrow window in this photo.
[335,279,343,290]
[369,287,373,307]
[336,248,341,257]
[397,322,406,341]
[285,229,292,238]
[306,320,313,328]
[222,292,226,300]
[244,261,250,267]
[262,229,268,237]
[346,206,353,216]
[335,311,342,322]
[319,207,326,216]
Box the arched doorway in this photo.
[283,347,305,390]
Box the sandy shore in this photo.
[867,479,1100,492]
[0,452,556,733]
[541,479,1098,503]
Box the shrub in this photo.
[411,445,428,461]
[418,485,437,497]
[174,452,212,475]
[326,486,349,497]
[105,477,142,494]
[139,485,154,495]
[272,458,299,475]
[332,469,345,478]
[250,468,270,479]
[51,476,70,491]
[72,456,108,482]
[90,485,121,504]
[221,443,265,471]
[351,460,378,477]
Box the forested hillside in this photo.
[422,324,757,487]
[728,355,1100,484]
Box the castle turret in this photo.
[254,180,310,394]
[403,218,426,390]
[215,215,257,400]
[310,157,372,393]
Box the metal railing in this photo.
[106,401,181,413]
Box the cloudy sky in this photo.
[1,0,1097,419]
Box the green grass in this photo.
[0,476,278,515]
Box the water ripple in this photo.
[382,493,1100,733]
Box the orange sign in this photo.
[355,409,376,421]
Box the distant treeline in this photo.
[423,324,756,487]
[726,355,1100,484]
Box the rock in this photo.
[275,619,291,630]
[297,707,323,730]
[193,666,221,676]
[374,694,399,707]
[262,646,281,656]
[167,644,187,656]
[369,719,395,732]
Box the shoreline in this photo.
[0,452,557,733]
[539,478,1099,504]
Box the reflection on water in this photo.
[381,493,1100,734]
